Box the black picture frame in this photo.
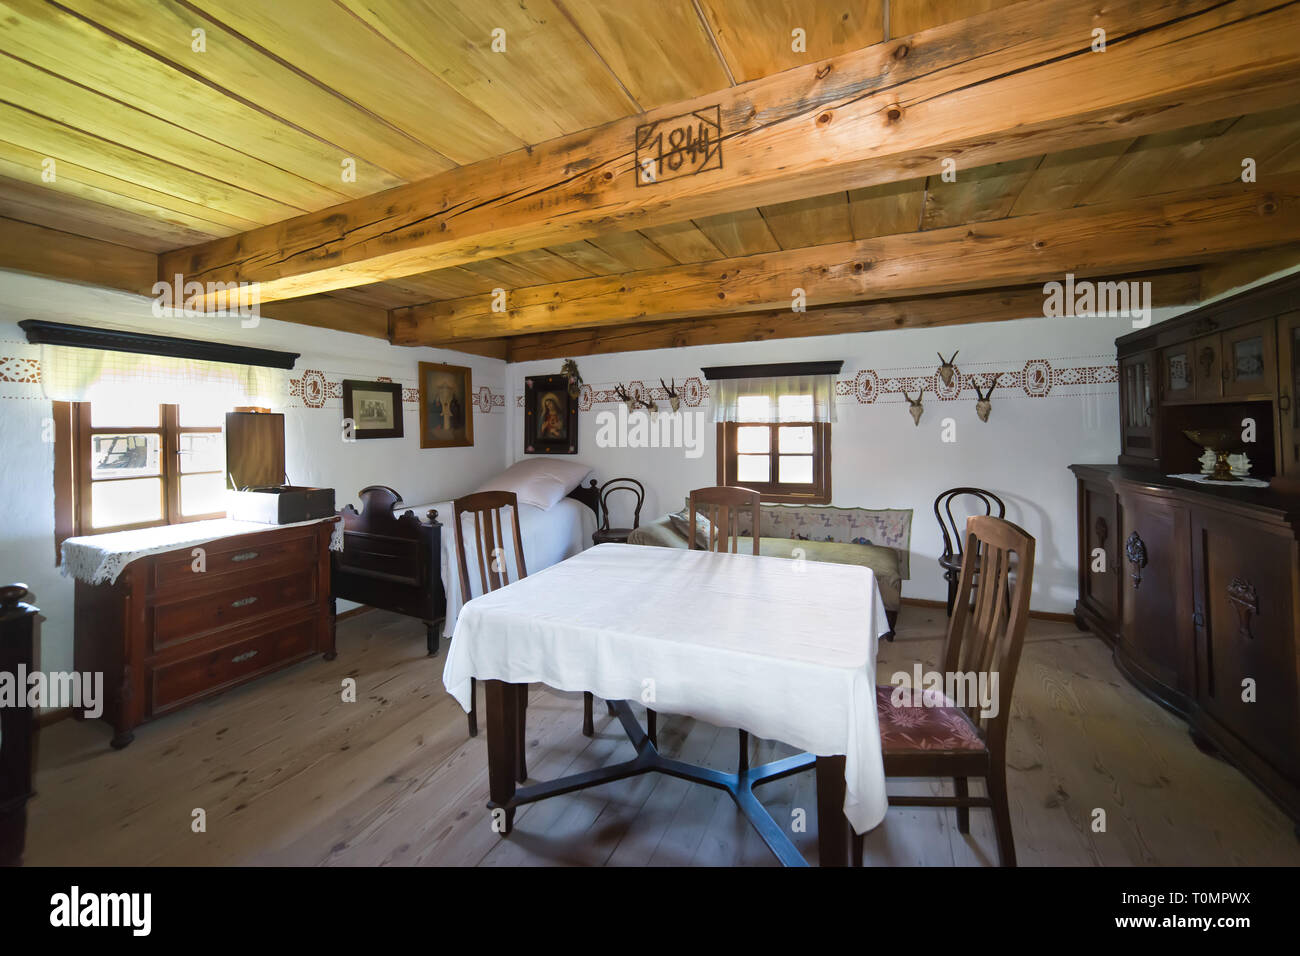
[342,379,404,440]
[524,374,578,455]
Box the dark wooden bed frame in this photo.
[331,481,599,655]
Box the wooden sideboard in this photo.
[74,520,336,748]
[1071,272,1300,827]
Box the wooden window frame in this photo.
[716,421,832,505]
[55,401,225,553]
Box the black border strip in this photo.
[700,360,843,380]
[18,320,299,370]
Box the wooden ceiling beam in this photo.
[1198,247,1300,301]
[162,0,1300,308]
[503,270,1202,362]
[0,217,404,342]
[0,215,157,293]
[389,175,1300,345]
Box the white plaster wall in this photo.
[509,308,1192,615]
[0,271,509,675]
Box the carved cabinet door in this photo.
[1190,508,1300,776]
[1078,478,1119,636]
[1117,490,1193,700]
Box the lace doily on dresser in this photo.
[1169,473,1270,489]
[60,517,343,586]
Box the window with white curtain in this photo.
[40,341,286,541]
[709,369,838,504]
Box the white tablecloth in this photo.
[443,543,889,834]
[60,516,343,585]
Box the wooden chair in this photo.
[861,515,1036,867]
[688,485,761,555]
[453,491,596,780]
[592,477,645,545]
[686,485,761,771]
[935,487,1006,616]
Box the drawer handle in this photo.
[231,551,260,563]
[1124,531,1147,589]
[231,650,259,664]
[230,596,258,609]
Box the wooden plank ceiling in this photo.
[0,0,1297,358]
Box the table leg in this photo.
[485,680,519,834]
[815,755,850,867]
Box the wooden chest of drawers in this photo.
[74,521,336,748]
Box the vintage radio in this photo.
[225,411,335,523]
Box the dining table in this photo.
[442,542,890,866]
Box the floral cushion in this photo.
[875,685,986,752]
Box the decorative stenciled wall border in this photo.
[0,339,43,400]
[519,355,1117,411]
[0,343,509,414]
[279,369,505,413]
[844,355,1117,405]
[513,377,709,410]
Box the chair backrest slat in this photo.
[942,516,1036,747]
[688,486,760,555]
[454,490,528,602]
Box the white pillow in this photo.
[476,458,592,511]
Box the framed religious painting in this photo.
[342,379,403,439]
[418,362,474,448]
[524,374,578,454]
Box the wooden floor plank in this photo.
[23,608,1300,866]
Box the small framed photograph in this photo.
[524,374,578,455]
[418,362,474,448]
[342,380,404,440]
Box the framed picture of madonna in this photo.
[418,362,474,448]
[524,374,578,455]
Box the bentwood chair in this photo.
[592,477,645,545]
[453,491,596,780]
[861,515,1036,867]
[687,485,762,772]
[935,487,1006,616]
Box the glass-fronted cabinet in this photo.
[1120,351,1157,462]
[1223,317,1277,398]
[1161,342,1195,403]
[1279,310,1300,476]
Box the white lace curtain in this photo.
[710,374,838,423]
[39,343,285,408]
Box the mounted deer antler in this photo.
[614,383,656,413]
[660,377,680,412]
[936,350,959,388]
[973,373,1002,422]
[903,386,925,426]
